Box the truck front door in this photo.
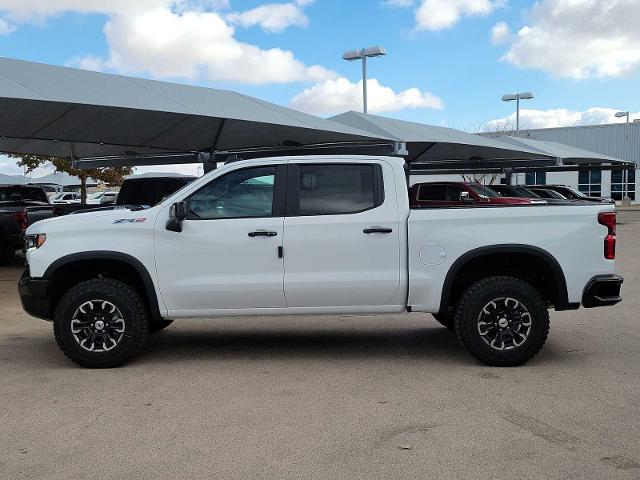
[155,164,286,314]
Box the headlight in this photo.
[25,233,46,249]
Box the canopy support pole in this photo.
[504,168,513,185]
[205,119,226,174]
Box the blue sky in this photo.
[0,0,638,175]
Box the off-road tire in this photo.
[454,276,550,367]
[432,313,454,331]
[53,278,149,368]
[148,320,173,333]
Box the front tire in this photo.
[454,276,549,367]
[53,278,149,368]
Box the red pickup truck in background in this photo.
[409,182,544,208]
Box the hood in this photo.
[26,206,154,234]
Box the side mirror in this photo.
[460,191,474,203]
[166,201,188,232]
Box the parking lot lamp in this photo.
[501,92,534,136]
[343,46,386,114]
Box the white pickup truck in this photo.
[19,155,622,368]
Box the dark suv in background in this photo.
[116,174,196,207]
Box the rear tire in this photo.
[53,278,149,368]
[432,313,454,331]
[454,276,549,367]
[149,320,173,333]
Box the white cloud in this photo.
[413,0,505,31]
[382,0,414,7]
[490,20,510,45]
[487,107,640,131]
[0,17,14,34]
[290,77,443,114]
[228,2,310,33]
[497,0,640,79]
[0,0,332,85]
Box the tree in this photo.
[11,154,132,204]
[462,121,518,185]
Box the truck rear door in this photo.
[282,161,401,308]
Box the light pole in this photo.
[615,111,630,123]
[501,92,534,136]
[342,46,386,114]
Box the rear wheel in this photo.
[53,278,149,368]
[454,276,549,367]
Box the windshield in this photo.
[467,184,500,198]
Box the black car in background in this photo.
[527,187,568,200]
[489,185,542,199]
[0,184,56,264]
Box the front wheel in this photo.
[454,276,549,367]
[53,278,149,368]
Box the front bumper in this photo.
[582,274,623,308]
[18,271,52,320]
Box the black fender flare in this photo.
[44,251,163,321]
[438,244,571,313]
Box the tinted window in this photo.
[295,164,380,215]
[417,185,446,201]
[119,181,159,206]
[0,186,48,203]
[446,185,465,201]
[188,166,275,219]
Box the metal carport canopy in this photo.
[329,111,556,168]
[0,57,394,165]
[494,136,633,166]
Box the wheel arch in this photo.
[439,244,570,314]
[44,251,163,322]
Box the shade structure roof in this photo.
[329,111,555,167]
[0,57,391,162]
[495,136,632,166]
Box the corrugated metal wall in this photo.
[517,123,640,166]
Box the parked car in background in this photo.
[488,185,542,199]
[87,191,118,205]
[0,184,56,264]
[50,192,81,204]
[531,185,615,204]
[527,187,568,200]
[409,182,543,207]
[116,174,196,207]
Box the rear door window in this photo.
[288,164,383,216]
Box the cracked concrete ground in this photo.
[1,224,639,479]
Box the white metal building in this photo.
[501,123,639,202]
[412,123,639,202]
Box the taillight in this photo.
[12,212,28,230]
[598,212,616,260]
